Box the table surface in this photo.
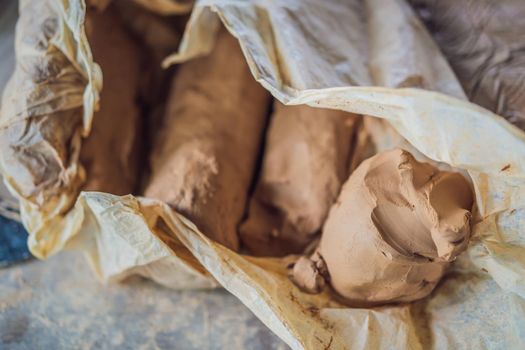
[0,251,289,349]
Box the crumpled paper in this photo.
[410,0,525,131]
[0,0,19,222]
[1,0,524,349]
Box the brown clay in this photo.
[240,102,359,256]
[80,6,143,195]
[291,149,473,304]
[144,27,270,251]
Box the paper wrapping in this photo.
[0,0,19,222]
[1,0,524,349]
[0,0,99,258]
[409,0,525,131]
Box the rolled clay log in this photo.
[112,0,185,165]
[410,0,525,130]
[144,27,270,251]
[80,5,143,195]
[113,0,182,58]
[240,102,359,256]
[291,149,473,305]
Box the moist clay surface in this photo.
[291,149,473,305]
[240,102,359,256]
[145,27,270,251]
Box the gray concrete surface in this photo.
[0,252,289,349]
[0,0,20,220]
[0,0,16,93]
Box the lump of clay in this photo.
[240,102,359,256]
[144,27,270,251]
[409,0,525,130]
[80,5,143,195]
[290,149,473,305]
